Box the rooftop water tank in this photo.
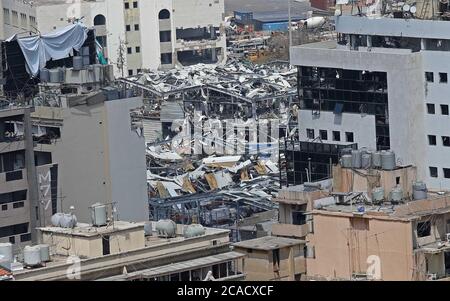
[155,219,177,238]
[59,213,77,228]
[341,148,353,156]
[381,150,396,170]
[37,244,50,262]
[372,152,382,168]
[91,203,107,227]
[73,56,83,70]
[0,243,13,263]
[40,69,50,83]
[59,67,65,82]
[413,181,427,200]
[51,213,64,227]
[361,153,372,169]
[184,224,206,238]
[144,221,152,236]
[49,69,61,83]
[351,149,362,169]
[23,246,41,267]
[390,186,403,203]
[341,154,352,168]
[372,187,385,203]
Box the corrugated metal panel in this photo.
[143,119,162,143]
[160,101,184,122]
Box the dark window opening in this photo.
[102,235,110,255]
[13,201,24,209]
[439,72,448,83]
[442,136,450,147]
[306,129,314,139]
[319,130,328,140]
[272,249,280,271]
[134,24,140,31]
[333,131,341,142]
[427,103,435,114]
[126,25,131,31]
[346,132,354,143]
[20,233,31,242]
[441,104,449,115]
[160,53,172,65]
[430,166,438,178]
[396,176,400,185]
[1,204,7,211]
[428,135,437,146]
[0,223,28,238]
[426,72,434,83]
[292,211,306,225]
[124,3,130,9]
[93,14,106,26]
[159,30,171,42]
[417,221,431,237]
[158,9,170,19]
[9,236,15,244]
[444,168,450,178]
[133,1,138,8]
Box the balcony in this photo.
[272,223,309,239]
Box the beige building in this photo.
[233,236,306,281]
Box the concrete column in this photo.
[421,38,426,50]
[288,246,295,281]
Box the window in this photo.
[417,221,431,237]
[429,166,438,178]
[333,131,341,141]
[161,53,172,64]
[94,14,106,26]
[427,103,435,114]
[125,25,131,31]
[272,249,280,271]
[133,1,138,8]
[443,136,450,147]
[124,2,130,9]
[292,211,306,225]
[346,132,354,143]
[20,233,31,242]
[3,9,10,24]
[319,130,327,140]
[428,135,437,146]
[1,204,7,211]
[9,236,15,244]
[0,223,28,238]
[159,9,171,19]
[127,47,132,54]
[137,69,142,74]
[444,168,450,178]
[134,24,140,31]
[159,30,171,42]
[13,202,24,209]
[425,72,434,83]
[441,104,449,115]
[306,129,314,139]
[6,170,22,181]
[128,69,133,76]
[439,72,448,83]
[102,235,110,255]
[135,46,140,53]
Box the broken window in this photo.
[427,103,435,114]
[441,104,449,115]
[429,166,438,178]
[428,135,437,146]
[417,221,431,237]
[440,73,448,83]
[426,72,434,83]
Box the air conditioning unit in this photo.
[427,273,437,281]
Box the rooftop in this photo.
[233,236,305,251]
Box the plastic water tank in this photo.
[155,219,177,238]
[144,221,152,236]
[49,69,61,83]
[390,186,404,203]
[83,56,90,66]
[351,150,362,169]
[372,187,385,203]
[51,213,64,227]
[91,204,107,227]
[23,246,41,266]
[381,150,396,170]
[73,56,84,70]
[361,153,372,169]
[59,67,65,82]
[40,69,50,82]
[184,224,206,238]
[341,148,353,156]
[372,152,382,168]
[341,154,352,168]
[59,214,77,228]
[0,243,13,263]
[413,181,428,200]
[37,244,50,262]
[81,46,90,56]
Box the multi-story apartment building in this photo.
[0,0,227,77]
[290,8,450,188]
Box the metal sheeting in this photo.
[143,119,162,143]
[160,101,185,123]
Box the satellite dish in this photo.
[410,6,417,13]
[403,4,410,11]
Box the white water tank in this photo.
[351,149,362,169]
[144,221,153,236]
[361,153,372,169]
[0,243,13,263]
[341,154,352,168]
[390,186,403,203]
[372,187,385,203]
[91,203,107,227]
[381,150,396,170]
[40,69,50,82]
[371,152,382,168]
[413,181,428,200]
[49,69,61,83]
[73,56,83,70]
[51,213,64,227]
[23,246,41,267]
[37,244,50,262]
[59,213,77,228]
[184,224,206,238]
[156,219,177,238]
